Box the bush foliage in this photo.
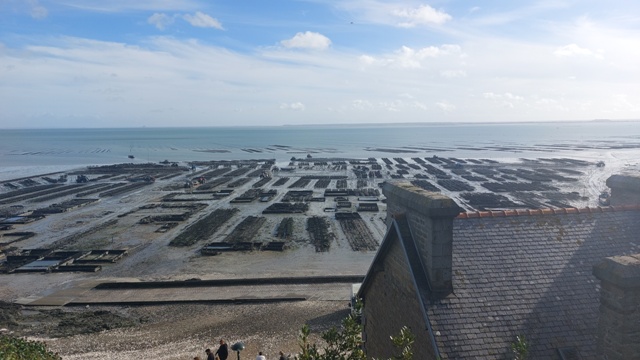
[0,335,61,360]
[296,300,414,360]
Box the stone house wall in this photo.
[361,233,437,359]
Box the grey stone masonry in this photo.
[383,181,461,295]
[606,174,640,206]
[593,254,640,360]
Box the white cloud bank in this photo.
[281,32,332,50]
[333,1,451,28]
[360,44,463,69]
[148,13,174,30]
[57,0,201,12]
[182,11,223,29]
[27,0,48,19]
[554,44,602,59]
[3,9,640,128]
[147,12,223,30]
[392,4,452,27]
[280,102,306,111]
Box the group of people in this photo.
[193,339,228,360]
[193,339,287,360]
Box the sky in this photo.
[1,0,640,128]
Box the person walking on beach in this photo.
[278,351,286,360]
[205,348,215,360]
[215,339,229,360]
[255,351,266,360]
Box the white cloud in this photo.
[358,55,375,66]
[281,32,332,50]
[148,13,174,30]
[182,12,223,29]
[554,44,602,58]
[436,101,455,112]
[352,99,373,110]
[440,70,466,78]
[362,44,463,69]
[59,0,200,12]
[483,92,524,108]
[392,5,452,27]
[483,92,524,101]
[608,93,640,113]
[28,0,48,19]
[349,98,428,112]
[380,100,401,112]
[470,2,570,26]
[332,1,451,29]
[4,10,640,128]
[394,47,421,68]
[505,93,523,100]
[413,101,428,110]
[280,102,306,111]
[414,44,461,58]
[535,98,557,105]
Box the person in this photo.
[255,351,266,360]
[194,357,201,360]
[278,351,286,360]
[215,339,229,360]
[205,348,215,360]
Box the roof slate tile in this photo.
[427,208,640,359]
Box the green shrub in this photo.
[296,299,414,360]
[0,335,61,360]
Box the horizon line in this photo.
[1,118,639,131]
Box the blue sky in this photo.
[1,0,640,128]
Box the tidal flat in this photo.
[0,154,634,359]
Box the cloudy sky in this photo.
[1,0,640,128]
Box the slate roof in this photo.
[426,206,640,359]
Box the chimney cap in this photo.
[593,254,640,288]
[383,181,462,218]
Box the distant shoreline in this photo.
[2,118,639,131]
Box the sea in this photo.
[1,121,640,180]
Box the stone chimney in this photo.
[383,181,461,294]
[606,174,640,206]
[593,254,640,359]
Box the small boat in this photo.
[128,154,135,159]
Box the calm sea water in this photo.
[1,121,639,168]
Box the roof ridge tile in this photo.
[456,204,640,219]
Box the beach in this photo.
[1,124,640,359]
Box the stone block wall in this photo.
[593,253,640,359]
[362,233,437,359]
